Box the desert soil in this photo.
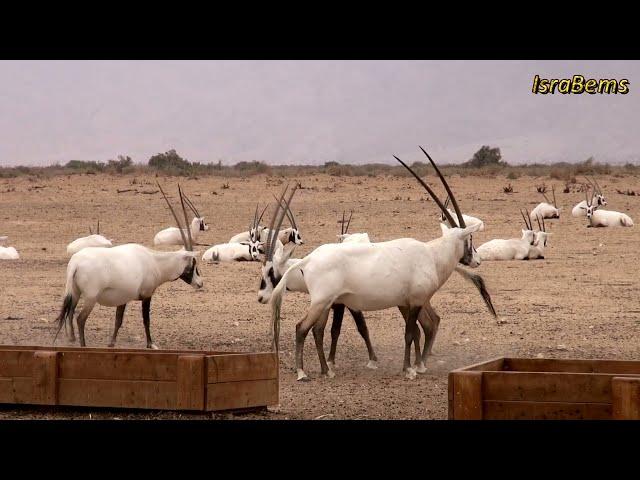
[0,172,638,419]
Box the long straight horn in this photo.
[257,204,269,225]
[264,185,289,263]
[252,204,260,230]
[394,154,458,228]
[178,184,194,251]
[345,210,353,234]
[89,226,93,235]
[266,186,297,261]
[541,191,550,204]
[158,182,189,249]
[272,193,297,230]
[520,209,531,230]
[541,215,546,232]
[97,220,100,235]
[535,214,542,231]
[592,177,603,196]
[585,186,591,206]
[552,185,557,208]
[418,146,466,228]
[182,193,201,218]
[341,211,345,235]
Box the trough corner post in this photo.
[176,355,206,411]
[32,351,59,405]
[449,370,483,420]
[612,376,640,420]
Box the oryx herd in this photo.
[1,148,636,383]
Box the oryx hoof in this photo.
[366,360,378,370]
[297,370,310,382]
[148,343,159,350]
[327,360,335,370]
[405,368,417,380]
[415,363,427,374]
[325,369,336,379]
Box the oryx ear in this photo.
[458,223,482,237]
[579,206,586,210]
[240,241,250,245]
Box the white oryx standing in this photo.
[581,188,634,228]
[269,147,497,381]
[153,191,209,246]
[66,220,114,256]
[54,184,203,348]
[259,206,380,371]
[531,185,561,220]
[572,178,607,217]
[476,210,536,261]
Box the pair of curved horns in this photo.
[157,182,194,251]
[394,147,466,228]
[264,184,298,263]
[272,193,298,231]
[251,204,270,236]
[89,220,100,235]
[340,211,353,235]
[520,209,532,230]
[535,214,546,232]
[182,193,201,218]
[541,185,557,208]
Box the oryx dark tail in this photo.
[454,266,497,319]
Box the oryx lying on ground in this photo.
[203,203,266,262]
[572,178,607,217]
[153,191,209,246]
[581,188,634,227]
[531,185,561,220]
[269,147,497,381]
[228,204,270,243]
[476,211,536,261]
[55,184,203,348]
[66,220,114,256]
[0,245,19,260]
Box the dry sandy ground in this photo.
[0,172,639,419]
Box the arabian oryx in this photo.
[530,185,561,220]
[581,187,634,227]
[54,183,203,348]
[440,196,485,231]
[572,177,607,217]
[258,206,380,371]
[228,204,270,243]
[66,220,114,256]
[0,234,19,260]
[476,210,536,261]
[269,147,497,381]
[153,191,209,246]
[202,206,265,262]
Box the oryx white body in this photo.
[0,246,19,260]
[476,230,535,261]
[202,241,261,262]
[530,202,560,220]
[154,216,208,247]
[588,209,634,227]
[337,232,371,244]
[572,196,606,217]
[57,244,202,348]
[230,227,301,246]
[66,234,113,256]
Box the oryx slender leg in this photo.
[142,298,158,350]
[349,308,378,369]
[418,304,441,367]
[413,320,426,373]
[65,298,79,343]
[295,303,329,381]
[312,308,332,377]
[109,304,127,347]
[327,304,345,368]
[76,300,97,347]
[399,306,420,379]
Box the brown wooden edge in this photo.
[32,351,59,405]
[449,370,483,420]
[612,376,640,420]
[176,355,206,411]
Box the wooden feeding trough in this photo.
[449,357,640,420]
[0,345,278,412]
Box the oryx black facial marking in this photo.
[179,258,199,284]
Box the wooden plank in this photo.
[176,355,206,411]
[450,371,483,419]
[0,345,235,356]
[207,353,278,383]
[448,372,455,420]
[57,378,176,410]
[0,350,34,377]
[612,377,640,420]
[207,378,278,411]
[484,400,612,420]
[32,351,58,405]
[58,351,177,381]
[454,357,505,372]
[483,371,616,403]
[0,377,32,404]
[504,358,640,375]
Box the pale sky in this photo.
[0,60,638,166]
